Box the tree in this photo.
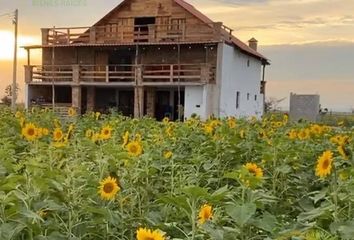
[1,84,19,106]
[264,97,286,113]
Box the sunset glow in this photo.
[0,31,40,60]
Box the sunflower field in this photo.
[1,108,354,240]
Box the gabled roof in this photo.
[93,0,269,63]
[174,0,268,63]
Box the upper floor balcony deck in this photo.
[25,63,216,86]
[41,22,232,46]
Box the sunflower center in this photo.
[27,128,35,136]
[248,168,257,176]
[103,183,115,193]
[322,159,329,169]
[130,145,137,153]
[56,132,62,139]
[104,130,109,135]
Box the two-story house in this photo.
[24,0,269,120]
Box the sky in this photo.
[0,0,353,111]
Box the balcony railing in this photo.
[25,64,215,85]
[41,22,232,45]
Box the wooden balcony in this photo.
[25,64,216,86]
[41,22,232,45]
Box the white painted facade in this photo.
[184,43,265,120]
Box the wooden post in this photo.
[105,65,109,83]
[41,28,49,45]
[87,87,95,112]
[11,9,18,111]
[67,28,70,44]
[200,64,209,83]
[213,22,223,41]
[89,26,96,44]
[146,87,156,117]
[72,65,80,83]
[72,86,82,113]
[148,24,156,42]
[24,66,33,83]
[170,64,174,82]
[26,48,30,66]
[134,86,144,118]
[134,65,144,118]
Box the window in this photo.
[170,18,186,31]
[247,59,250,67]
[247,93,250,101]
[254,95,257,101]
[236,91,240,109]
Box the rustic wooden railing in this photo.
[25,64,215,85]
[41,22,231,45]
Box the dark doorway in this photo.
[55,86,72,104]
[118,90,134,117]
[95,88,117,113]
[155,91,172,121]
[108,50,133,82]
[134,17,156,42]
[108,51,133,65]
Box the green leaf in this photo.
[226,203,257,227]
[182,186,209,199]
[0,222,25,240]
[330,221,354,239]
[253,212,278,233]
[297,204,334,222]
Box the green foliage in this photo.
[0,108,353,239]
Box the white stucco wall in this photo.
[184,84,220,120]
[218,43,264,118]
[184,86,204,119]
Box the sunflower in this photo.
[315,150,333,178]
[288,129,298,140]
[330,135,350,146]
[163,151,173,159]
[41,128,49,136]
[338,145,349,160]
[136,227,165,240]
[204,124,214,135]
[165,126,174,137]
[53,128,64,142]
[198,204,213,224]
[310,124,324,136]
[19,117,25,128]
[126,141,143,157]
[98,176,120,201]
[15,111,22,118]
[239,130,246,139]
[297,129,310,140]
[95,112,101,120]
[100,126,112,140]
[122,131,129,147]
[53,119,61,128]
[85,129,94,139]
[52,138,68,148]
[135,133,142,142]
[227,117,236,129]
[162,117,170,124]
[244,163,263,179]
[68,107,76,117]
[22,123,38,141]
